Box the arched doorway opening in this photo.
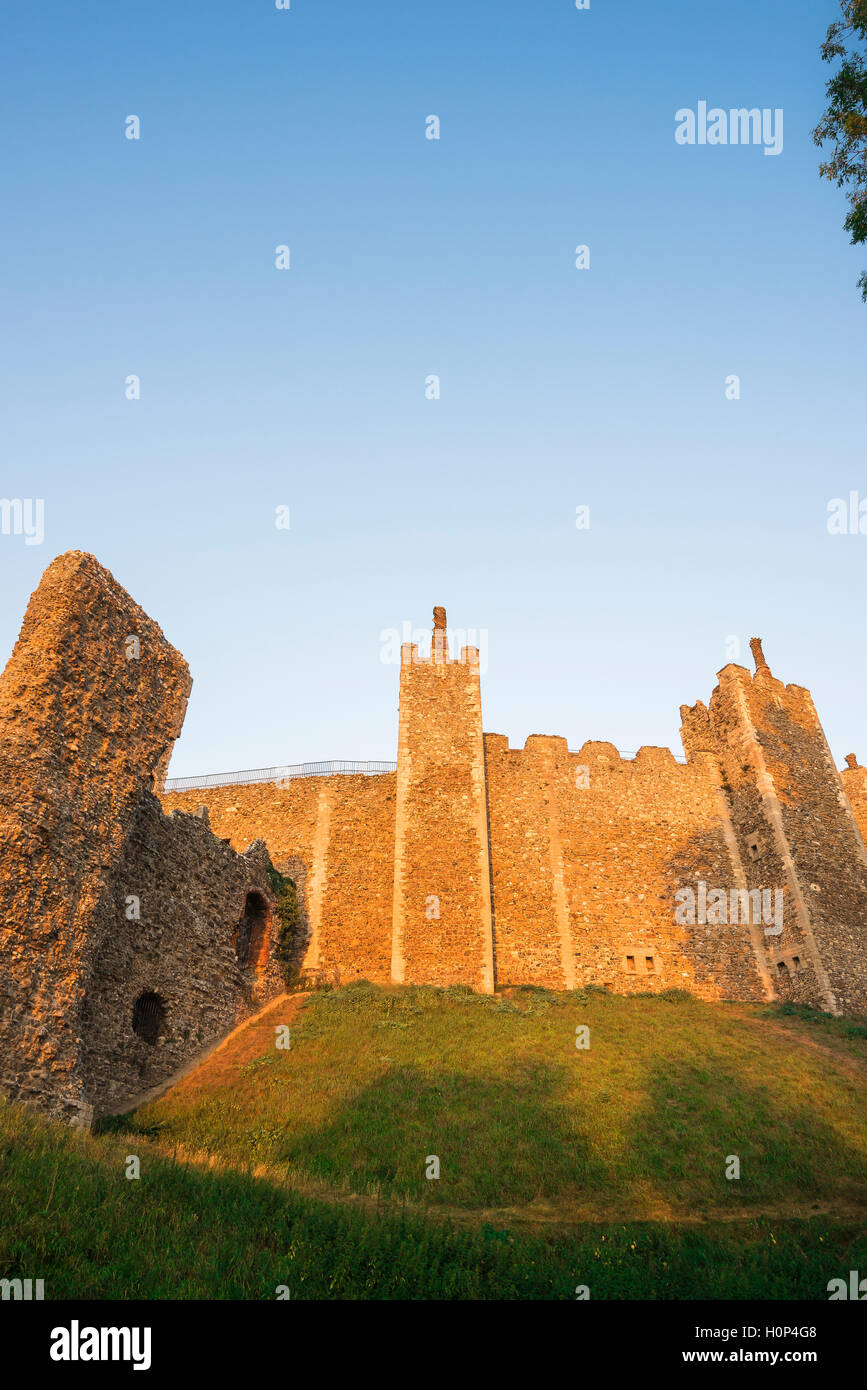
[235,891,270,973]
[132,991,168,1045]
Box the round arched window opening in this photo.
[235,891,270,972]
[132,991,168,1045]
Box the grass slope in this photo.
[2,982,866,1299]
[116,982,867,1220]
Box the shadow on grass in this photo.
[272,1057,605,1207]
[106,981,867,1218]
[263,1047,867,1214]
[623,1053,867,1214]
[4,1094,867,1299]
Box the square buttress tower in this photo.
[390,607,495,992]
[681,638,867,1015]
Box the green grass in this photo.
[112,982,867,1217]
[762,998,867,1043]
[1,1098,865,1299]
[3,982,867,1299]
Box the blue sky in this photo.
[1,0,865,776]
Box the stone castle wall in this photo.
[842,756,867,856]
[163,619,867,1015]
[5,557,867,1133]
[391,626,494,992]
[681,647,867,1015]
[484,735,767,1001]
[162,771,397,988]
[0,553,281,1125]
[80,794,280,1116]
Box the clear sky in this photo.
[1,0,864,777]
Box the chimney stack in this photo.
[432,605,448,663]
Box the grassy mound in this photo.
[2,982,866,1299]
[113,982,867,1220]
[1,1098,864,1299]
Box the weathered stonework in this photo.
[80,796,281,1116]
[164,611,867,1017]
[681,646,867,1015]
[484,735,766,1001]
[841,755,867,853]
[391,634,494,992]
[158,772,396,988]
[0,553,281,1126]
[4,559,867,1133]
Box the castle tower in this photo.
[390,607,495,992]
[680,639,867,1014]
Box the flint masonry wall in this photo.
[485,734,769,1001]
[841,756,867,850]
[165,732,768,1005]
[0,552,192,1123]
[483,734,574,990]
[162,772,396,986]
[163,627,498,995]
[0,552,281,1125]
[681,644,867,1015]
[13,559,866,1134]
[391,623,494,992]
[160,620,867,1015]
[81,796,279,1117]
[559,742,770,1002]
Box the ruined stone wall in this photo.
[486,734,769,1001]
[0,553,192,1123]
[82,795,279,1116]
[161,772,397,986]
[161,776,324,967]
[0,552,282,1125]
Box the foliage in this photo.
[266,864,301,986]
[813,1,867,299]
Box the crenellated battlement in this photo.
[161,619,867,1014]
[163,618,867,1014]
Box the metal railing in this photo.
[164,747,689,795]
[164,759,397,794]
